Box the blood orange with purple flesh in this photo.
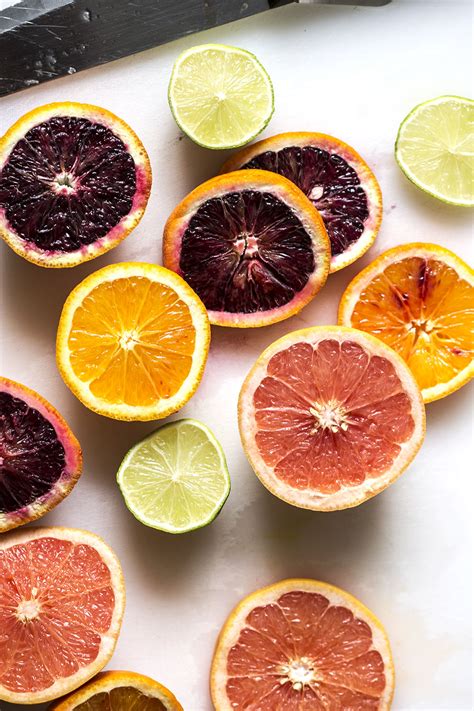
[0,102,151,268]
[0,378,82,532]
[238,326,425,510]
[211,579,394,710]
[221,132,382,272]
[163,170,330,327]
[0,527,125,704]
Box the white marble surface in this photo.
[0,1,473,710]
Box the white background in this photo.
[0,1,473,710]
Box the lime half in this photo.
[395,95,474,206]
[117,419,230,533]
[168,43,274,150]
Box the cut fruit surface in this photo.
[238,326,425,510]
[117,419,230,533]
[49,670,183,710]
[0,102,151,267]
[395,96,473,206]
[163,170,330,327]
[168,44,274,149]
[56,262,210,421]
[222,132,382,272]
[0,527,125,704]
[210,578,394,711]
[0,377,82,532]
[338,243,474,402]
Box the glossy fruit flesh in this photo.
[224,589,388,709]
[0,116,135,252]
[179,189,316,314]
[0,536,116,695]
[242,147,369,258]
[346,256,474,394]
[72,686,167,710]
[253,338,414,493]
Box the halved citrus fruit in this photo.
[56,262,210,421]
[49,670,183,710]
[0,102,151,267]
[221,132,382,272]
[163,170,330,327]
[238,326,425,510]
[0,377,82,532]
[0,527,125,704]
[210,578,394,710]
[338,243,474,402]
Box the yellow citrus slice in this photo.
[210,578,395,710]
[49,670,183,710]
[56,262,210,421]
[338,243,474,402]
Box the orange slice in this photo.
[238,326,425,510]
[49,670,183,710]
[56,262,210,421]
[0,527,125,704]
[338,243,474,402]
[210,578,394,710]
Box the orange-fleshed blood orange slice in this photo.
[239,326,425,510]
[211,579,395,710]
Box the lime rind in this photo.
[395,95,474,207]
[168,43,274,150]
[116,418,230,534]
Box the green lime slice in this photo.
[117,419,230,534]
[168,43,274,150]
[395,95,474,206]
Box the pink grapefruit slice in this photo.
[0,527,125,704]
[238,326,425,510]
[210,578,395,710]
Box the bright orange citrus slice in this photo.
[338,243,474,402]
[0,527,125,704]
[56,262,210,421]
[210,578,395,710]
[239,326,425,510]
[50,670,183,710]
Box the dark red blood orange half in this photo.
[0,102,151,267]
[238,326,425,510]
[0,377,82,532]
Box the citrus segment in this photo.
[163,170,330,327]
[0,102,151,267]
[222,132,382,271]
[168,44,274,149]
[0,527,125,704]
[239,326,425,510]
[57,262,210,420]
[211,579,394,710]
[338,243,474,402]
[117,419,230,533]
[0,378,82,532]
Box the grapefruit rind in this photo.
[210,578,395,711]
[0,102,152,268]
[56,262,211,421]
[49,670,184,710]
[221,132,383,272]
[0,526,125,705]
[338,243,474,403]
[238,325,425,511]
[163,169,331,327]
[0,378,82,532]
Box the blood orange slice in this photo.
[0,527,125,704]
[239,326,425,510]
[0,377,82,532]
[163,170,330,327]
[221,132,382,272]
[210,578,394,710]
[0,102,151,268]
